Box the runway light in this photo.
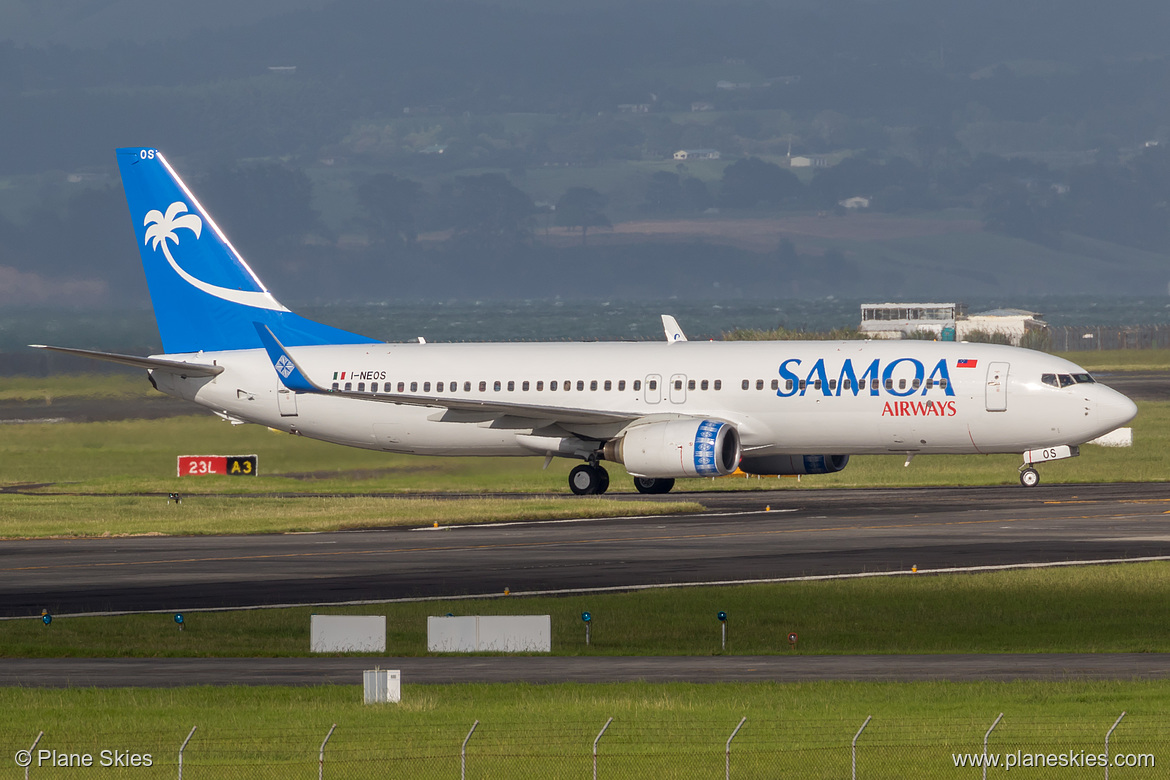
[717,611,727,622]
[581,611,591,623]
[765,505,771,512]
[433,522,439,528]
[174,613,184,631]
[912,565,918,573]
[167,492,182,505]
[41,611,52,626]
[504,587,510,596]
[788,631,798,649]
[582,611,592,646]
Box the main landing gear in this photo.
[633,476,675,495]
[1019,465,1040,487]
[569,463,610,495]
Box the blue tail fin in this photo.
[116,147,378,354]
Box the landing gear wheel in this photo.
[570,464,608,495]
[633,477,676,495]
[1020,467,1040,487]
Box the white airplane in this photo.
[34,148,1138,494]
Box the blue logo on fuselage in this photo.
[777,358,955,398]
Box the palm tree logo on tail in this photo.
[141,201,287,312]
[144,202,202,265]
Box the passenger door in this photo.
[985,362,1009,412]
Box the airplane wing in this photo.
[252,324,637,426]
[27,345,224,377]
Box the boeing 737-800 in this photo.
[33,148,1138,494]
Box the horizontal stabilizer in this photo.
[28,345,224,377]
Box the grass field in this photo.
[6,563,1168,658]
[1,681,1165,778]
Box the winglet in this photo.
[662,315,687,343]
[253,323,320,392]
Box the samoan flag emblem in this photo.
[957,358,978,368]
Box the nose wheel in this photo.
[569,464,610,495]
[1019,465,1040,487]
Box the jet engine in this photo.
[739,454,850,476]
[603,419,741,478]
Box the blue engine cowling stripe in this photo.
[693,420,724,476]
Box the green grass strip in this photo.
[1,682,1166,779]
[6,563,1169,657]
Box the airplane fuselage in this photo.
[153,339,1135,461]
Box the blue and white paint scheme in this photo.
[32,148,1138,494]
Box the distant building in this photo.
[859,303,1046,345]
[838,196,870,209]
[673,149,721,161]
[789,155,829,168]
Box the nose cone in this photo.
[1097,385,1138,432]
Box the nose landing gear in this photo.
[1019,464,1040,487]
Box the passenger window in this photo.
[397,382,405,392]
[550,381,557,391]
[344,382,352,391]
[939,378,947,389]
[358,382,365,392]
[741,380,749,390]
[479,381,487,392]
[463,381,471,392]
[522,381,530,391]
[507,381,515,391]
[649,380,658,391]
[799,380,807,391]
[771,379,779,390]
[633,380,641,391]
[925,379,933,389]
[912,379,920,389]
[675,379,683,390]
[701,380,708,390]
[872,379,880,390]
[566,379,572,390]
[884,379,894,390]
[331,382,339,391]
[604,380,611,391]
[756,379,764,390]
[410,382,418,392]
[898,379,906,390]
[494,381,502,391]
[713,380,721,391]
[814,379,822,391]
[536,381,543,391]
[423,382,431,392]
[618,380,626,391]
[436,382,443,392]
[687,379,695,390]
[829,379,837,391]
[843,379,851,390]
[786,380,794,391]
[371,383,378,393]
[590,380,597,391]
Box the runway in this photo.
[3,482,1170,618]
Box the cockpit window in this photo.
[1058,374,1075,387]
[1041,373,1058,388]
[1072,373,1095,384]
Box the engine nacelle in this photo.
[603,419,741,478]
[739,454,850,476]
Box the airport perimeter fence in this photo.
[1051,324,1170,352]
[6,712,1163,778]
